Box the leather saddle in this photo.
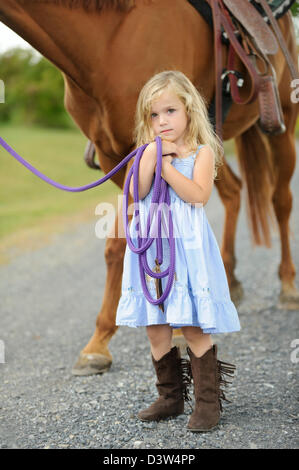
[202,0,299,141]
[84,0,299,168]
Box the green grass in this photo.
[0,124,121,241]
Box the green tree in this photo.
[0,48,75,128]
[290,2,299,17]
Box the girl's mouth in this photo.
[161,129,172,133]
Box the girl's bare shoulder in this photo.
[194,143,213,157]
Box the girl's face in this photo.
[150,88,189,147]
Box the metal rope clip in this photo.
[221,27,241,46]
[221,69,244,93]
[154,258,164,313]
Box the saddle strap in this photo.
[206,0,262,140]
[84,139,100,169]
[258,72,286,135]
[222,0,278,55]
[217,1,262,103]
[256,0,299,81]
[227,25,286,135]
[208,0,223,140]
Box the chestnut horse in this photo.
[0,0,298,375]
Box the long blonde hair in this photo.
[133,70,224,180]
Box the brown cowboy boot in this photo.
[138,346,192,421]
[186,344,236,432]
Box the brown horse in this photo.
[0,0,298,375]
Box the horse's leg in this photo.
[72,163,132,375]
[214,159,243,304]
[233,93,298,310]
[172,331,188,355]
[266,29,299,309]
[268,128,299,309]
[71,208,126,375]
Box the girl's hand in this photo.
[153,154,172,173]
[160,139,178,158]
[160,139,178,166]
[162,154,173,164]
[150,139,177,171]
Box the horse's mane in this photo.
[26,0,135,11]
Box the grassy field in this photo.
[0,124,122,262]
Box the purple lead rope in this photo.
[0,135,175,309]
[0,135,140,192]
[123,136,176,308]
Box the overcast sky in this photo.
[0,22,41,55]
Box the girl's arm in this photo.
[129,142,157,200]
[161,145,215,206]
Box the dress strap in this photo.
[192,144,205,159]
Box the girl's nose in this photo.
[159,114,167,125]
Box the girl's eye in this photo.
[151,113,157,119]
[168,108,175,113]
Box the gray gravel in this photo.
[0,152,298,450]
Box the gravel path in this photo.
[0,152,298,450]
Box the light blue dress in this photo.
[116,144,241,333]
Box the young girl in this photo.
[116,70,240,432]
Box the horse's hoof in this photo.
[230,279,244,306]
[172,335,188,356]
[72,352,112,376]
[278,286,299,310]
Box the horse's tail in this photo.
[234,123,278,248]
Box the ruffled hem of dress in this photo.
[116,287,241,334]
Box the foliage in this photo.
[0,48,75,128]
[290,2,299,17]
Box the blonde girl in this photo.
[116,70,240,432]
